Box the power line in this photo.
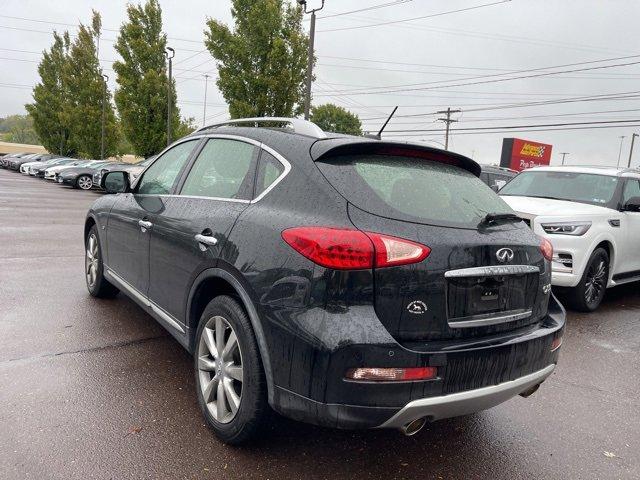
[317,54,640,96]
[317,0,512,33]
[318,1,413,19]
[383,123,640,137]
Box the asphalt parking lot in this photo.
[1,168,639,480]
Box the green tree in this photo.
[204,0,308,118]
[26,32,77,155]
[310,104,362,135]
[63,11,118,158]
[3,115,40,144]
[113,0,181,157]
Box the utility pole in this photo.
[617,135,626,167]
[628,133,638,168]
[560,152,569,165]
[436,107,461,150]
[101,74,108,160]
[202,74,210,126]
[300,0,325,120]
[165,47,175,146]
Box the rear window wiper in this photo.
[478,212,522,227]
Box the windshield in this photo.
[317,154,514,229]
[500,170,619,207]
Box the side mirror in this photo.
[622,196,640,212]
[102,170,130,194]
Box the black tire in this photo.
[565,247,609,312]
[76,174,93,190]
[85,225,119,298]
[194,295,269,445]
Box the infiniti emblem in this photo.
[496,247,515,263]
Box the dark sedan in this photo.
[93,156,155,190]
[57,161,114,189]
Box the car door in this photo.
[619,177,640,275]
[147,137,259,325]
[106,139,200,296]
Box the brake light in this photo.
[539,237,553,261]
[281,227,430,270]
[345,367,438,382]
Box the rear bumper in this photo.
[378,364,555,428]
[267,295,565,429]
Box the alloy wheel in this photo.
[78,176,93,190]
[85,234,99,288]
[584,259,606,306]
[197,316,243,424]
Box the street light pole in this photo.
[202,74,210,126]
[165,47,175,146]
[101,74,108,160]
[560,152,569,165]
[628,133,638,168]
[617,135,626,167]
[300,0,325,120]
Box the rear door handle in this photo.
[195,234,218,246]
[138,220,153,231]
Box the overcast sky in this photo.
[1,0,639,166]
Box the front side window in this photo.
[317,154,513,229]
[500,170,619,207]
[180,139,256,200]
[137,140,198,195]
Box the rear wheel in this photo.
[194,295,268,445]
[77,175,93,190]
[566,248,609,312]
[85,226,119,298]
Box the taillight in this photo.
[281,226,430,270]
[540,237,553,261]
[345,367,438,382]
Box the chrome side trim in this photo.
[377,364,556,429]
[150,303,186,334]
[104,267,185,334]
[104,268,150,307]
[445,265,540,278]
[448,309,533,328]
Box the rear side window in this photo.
[180,139,257,200]
[317,154,513,229]
[254,151,285,198]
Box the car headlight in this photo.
[541,221,592,236]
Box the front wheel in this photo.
[85,226,119,298]
[566,248,609,312]
[77,175,93,190]
[194,295,269,445]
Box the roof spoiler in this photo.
[310,138,481,177]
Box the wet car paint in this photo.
[86,128,564,429]
[1,169,638,479]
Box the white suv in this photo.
[500,166,640,311]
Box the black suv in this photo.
[86,118,565,444]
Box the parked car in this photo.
[92,157,155,190]
[19,155,60,174]
[30,157,76,177]
[1,153,30,169]
[57,161,114,189]
[7,153,43,170]
[500,165,640,311]
[480,165,518,191]
[85,117,564,444]
[44,160,99,181]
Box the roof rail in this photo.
[196,117,327,138]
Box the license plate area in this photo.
[445,265,539,329]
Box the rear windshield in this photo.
[317,154,513,229]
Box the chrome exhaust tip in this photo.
[401,417,427,436]
[519,383,541,398]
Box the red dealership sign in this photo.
[500,138,552,171]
